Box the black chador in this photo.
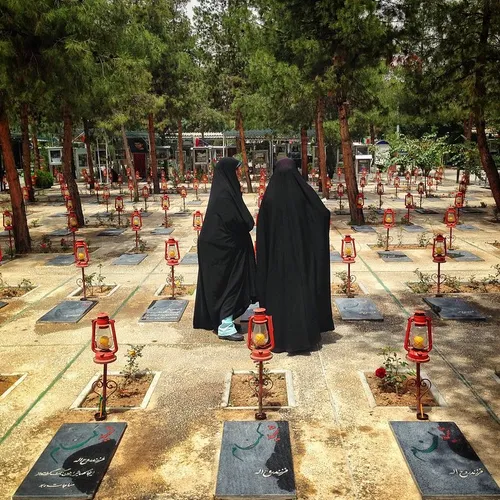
[194,158,256,339]
[256,158,334,353]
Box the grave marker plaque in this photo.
[46,255,75,266]
[403,225,425,233]
[415,208,438,215]
[150,227,174,235]
[423,297,486,321]
[390,421,500,499]
[447,250,483,262]
[170,212,191,217]
[112,254,147,266]
[334,298,383,321]
[49,229,71,237]
[187,200,203,206]
[351,225,376,233]
[13,422,127,499]
[377,251,412,262]
[49,213,68,218]
[97,229,125,237]
[38,301,97,323]
[180,253,198,265]
[456,225,478,231]
[0,300,8,309]
[139,299,188,322]
[215,421,296,499]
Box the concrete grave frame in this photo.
[0,285,39,300]
[67,284,121,299]
[0,372,28,401]
[357,370,447,409]
[70,371,162,412]
[221,369,296,410]
[154,284,195,297]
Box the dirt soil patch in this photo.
[159,284,196,297]
[0,375,22,396]
[331,283,363,295]
[228,372,288,407]
[80,373,154,408]
[0,287,34,299]
[74,285,116,298]
[365,373,438,406]
[407,282,500,294]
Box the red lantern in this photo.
[376,182,384,195]
[161,194,170,210]
[405,171,411,181]
[161,180,168,192]
[417,182,425,195]
[360,176,367,189]
[22,186,29,200]
[394,176,401,188]
[135,170,140,180]
[383,208,396,228]
[432,234,447,263]
[193,210,203,231]
[180,186,187,198]
[341,234,356,263]
[165,237,180,266]
[74,240,89,267]
[68,210,78,233]
[405,192,414,208]
[356,193,364,209]
[444,207,457,227]
[258,185,266,197]
[427,177,433,187]
[128,180,134,191]
[62,185,70,199]
[454,191,464,208]
[65,197,74,212]
[118,175,123,184]
[91,313,118,364]
[95,182,101,192]
[404,310,433,363]
[247,308,275,362]
[131,210,142,231]
[103,186,110,201]
[3,210,13,231]
[115,196,124,212]
[375,171,382,183]
[142,185,149,199]
[193,178,199,191]
[337,183,344,198]
[458,180,467,194]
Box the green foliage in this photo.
[84,264,106,295]
[377,347,413,396]
[417,232,432,247]
[120,344,149,386]
[35,171,54,189]
[365,204,379,224]
[411,269,433,294]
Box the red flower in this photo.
[375,367,387,379]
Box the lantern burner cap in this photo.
[96,312,110,328]
[413,310,427,326]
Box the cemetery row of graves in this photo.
[0,167,498,499]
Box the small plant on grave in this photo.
[375,232,387,248]
[411,268,433,293]
[376,347,413,395]
[480,202,487,208]
[365,204,379,225]
[445,275,462,293]
[417,232,432,248]
[119,345,151,391]
[333,270,350,294]
[400,214,410,226]
[468,274,481,291]
[108,210,116,223]
[484,264,500,286]
[165,270,185,295]
[83,264,107,295]
[60,238,71,251]
[38,234,52,253]
[0,273,9,290]
[396,227,404,247]
[30,219,40,228]
[490,207,500,222]
[17,278,33,291]
[138,238,148,253]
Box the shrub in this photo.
[35,170,54,189]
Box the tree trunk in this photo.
[148,113,160,194]
[177,118,184,176]
[473,0,500,210]
[62,104,85,227]
[300,126,308,181]
[463,113,473,141]
[83,119,95,189]
[236,109,253,193]
[20,103,35,201]
[316,96,328,199]
[338,101,364,225]
[121,124,138,202]
[0,96,31,253]
[31,122,41,171]
[369,122,376,168]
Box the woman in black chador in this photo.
[256,158,334,353]
[194,157,256,341]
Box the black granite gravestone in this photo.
[423,297,486,321]
[330,251,342,263]
[461,207,486,214]
[50,229,71,237]
[139,211,152,217]
[38,301,97,323]
[97,229,125,237]
[49,213,68,218]
[170,212,191,217]
[180,253,198,265]
[112,254,147,266]
[139,299,188,322]
[447,250,483,262]
[13,422,127,499]
[403,225,425,233]
[415,208,439,215]
[377,251,412,262]
[456,225,478,231]
[240,302,259,322]
[0,300,8,309]
[187,200,203,206]
[351,225,376,233]
[334,298,383,321]
[150,227,174,235]
[390,421,500,499]
[46,255,75,266]
[334,210,351,215]
[90,212,111,218]
[215,421,296,499]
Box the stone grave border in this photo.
[154,284,195,297]
[70,370,162,411]
[221,369,296,410]
[0,285,39,301]
[0,372,28,401]
[404,281,500,295]
[67,283,121,299]
[357,370,447,409]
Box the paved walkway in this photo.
[0,171,498,499]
